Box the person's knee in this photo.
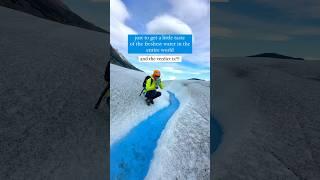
[146,90,155,98]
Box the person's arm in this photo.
[159,80,164,89]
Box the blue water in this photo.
[211,118,223,153]
[110,91,180,180]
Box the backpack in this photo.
[140,76,153,96]
[143,76,153,88]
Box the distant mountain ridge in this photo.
[188,78,205,81]
[248,53,304,60]
[0,0,107,33]
[110,47,142,71]
[0,0,142,71]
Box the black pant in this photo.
[145,90,161,100]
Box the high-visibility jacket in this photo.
[144,76,164,92]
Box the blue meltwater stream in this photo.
[110,91,180,180]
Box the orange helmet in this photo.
[153,70,161,77]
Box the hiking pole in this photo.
[94,83,109,109]
[139,89,144,96]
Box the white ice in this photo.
[110,64,169,145]
[111,64,210,179]
[146,80,210,180]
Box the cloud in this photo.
[110,0,210,74]
[110,0,137,49]
[161,66,184,74]
[146,15,192,34]
[169,0,210,23]
[163,0,210,65]
[189,69,210,75]
[110,0,129,22]
[190,72,201,75]
[167,76,177,80]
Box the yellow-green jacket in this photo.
[144,76,164,92]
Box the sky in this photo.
[110,0,210,80]
[212,0,320,60]
[62,0,320,80]
[63,0,210,80]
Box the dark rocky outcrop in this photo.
[110,46,142,71]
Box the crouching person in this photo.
[145,70,164,105]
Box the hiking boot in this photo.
[145,98,151,106]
